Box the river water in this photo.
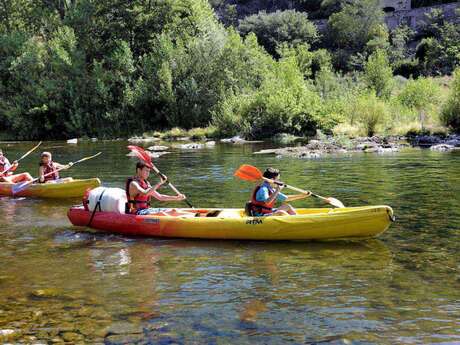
[0,141,459,344]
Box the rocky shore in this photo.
[253,134,460,158]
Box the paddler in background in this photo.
[126,162,191,216]
[0,148,33,183]
[38,151,73,183]
[246,167,311,217]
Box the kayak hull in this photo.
[0,178,101,198]
[67,205,394,241]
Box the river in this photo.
[0,140,459,344]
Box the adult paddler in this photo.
[126,162,189,215]
[38,152,73,183]
[0,148,33,183]
[247,167,311,216]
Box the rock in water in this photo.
[430,144,454,151]
[179,143,203,149]
[147,145,169,151]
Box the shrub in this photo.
[397,77,441,130]
[441,68,460,131]
[350,92,388,136]
[238,10,318,57]
[364,49,393,98]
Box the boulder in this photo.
[147,145,169,151]
[430,144,454,151]
[128,137,160,143]
[178,143,203,149]
[67,138,78,144]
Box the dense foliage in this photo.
[0,0,458,140]
[441,68,460,131]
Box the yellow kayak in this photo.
[68,205,394,241]
[0,178,101,198]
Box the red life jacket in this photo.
[248,184,276,215]
[0,156,15,176]
[125,177,151,214]
[0,156,7,173]
[40,161,59,182]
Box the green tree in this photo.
[398,77,441,131]
[327,0,387,69]
[441,68,460,131]
[238,10,318,57]
[364,49,393,98]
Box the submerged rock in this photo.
[61,331,84,342]
[107,321,143,335]
[0,329,20,341]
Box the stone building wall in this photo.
[312,2,459,32]
[384,2,459,30]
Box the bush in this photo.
[397,77,441,130]
[238,10,318,57]
[213,55,325,138]
[364,49,393,98]
[349,92,388,136]
[441,68,460,131]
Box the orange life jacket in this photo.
[125,177,151,214]
[247,184,276,215]
[40,161,59,182]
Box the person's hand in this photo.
[303,191,312,197]
[159,174,168,184]
[276,183,285,191]
[66,162,74,169]
[12,160,18,166]
[176,193,186,201]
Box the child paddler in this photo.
[0,148,33,183]
[246,167,311,216]
[38,152,73,183]
[126,162,191,216]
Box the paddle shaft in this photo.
[0,141,42,177]
[13,152,101,194]
[262,177,330,203]
[151,165,194,208]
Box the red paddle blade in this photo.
[234,164,263,181]
[127,145,154,168]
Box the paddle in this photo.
[234,164,345,208]
[12,152,102,195]
[127,145,193,208]
[0,141,42,177]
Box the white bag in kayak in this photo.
[87,187,127,213]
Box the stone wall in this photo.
[380,0,411,12]
[384,2,459,30]
[312,2,459,32]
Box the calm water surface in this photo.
[0,141,459,344]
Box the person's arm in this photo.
[284,192,311,202]
[147,179,186,201]
[257,184,282,204]
[131,179,186,202]
[54,162,72,169]
[38,165,46,183]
